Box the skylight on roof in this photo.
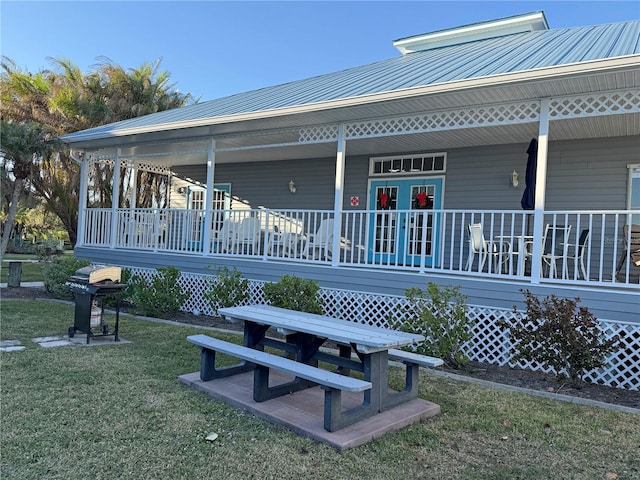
[393,11,549,54]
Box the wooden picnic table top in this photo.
[217,305,424,354]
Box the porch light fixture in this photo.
[511,170,519,188]
[177,187,187,195]
[288,180,297,193]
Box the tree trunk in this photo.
[0,182,21,260]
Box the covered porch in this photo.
[71,84,640,291]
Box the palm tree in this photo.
[0,56,195,246]
[0,120,59,258]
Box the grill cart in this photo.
[65,266,127,344]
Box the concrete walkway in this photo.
[0,281,45,288]
[0,334,131,352]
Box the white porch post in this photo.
[530,98,550,283]
[109,149,122,248]
[202,139,216,255]
[129,160,138,209]
[76,151,88,247]
[331,124,346,267]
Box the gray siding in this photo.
[173,136,639,213]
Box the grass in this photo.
[1,254,47,283]
[1,299,639,479]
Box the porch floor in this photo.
[178,370,441,450]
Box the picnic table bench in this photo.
[187,304,442,432]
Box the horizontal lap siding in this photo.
[444,136,638,211]
[175,158,339,210]
[174,136,638,212]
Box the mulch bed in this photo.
[2,286,638,410]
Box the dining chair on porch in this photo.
[540,224,572,278]
[565,229,590,280]
[615,224,640,282]
[465,223,511,273]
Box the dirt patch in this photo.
[2,286,638,410]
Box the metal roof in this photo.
[63,18,640,144]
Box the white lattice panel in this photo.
[549,89,640,119]
[123,266,639,391]
[345,102,540,139]
[122,160,171,175]
[298,125,339,143]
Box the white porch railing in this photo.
[80,207,640,287]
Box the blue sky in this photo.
[2,1,639,102]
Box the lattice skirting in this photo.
[127,267,639,391]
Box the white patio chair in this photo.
[465,223,510,273]
[541,224,572,278]
[303,218,334,260]
[231,216,261,255]
[212,219,240,253]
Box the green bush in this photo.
[504,290,619,385]
[262,275,323,314]
[43,256,90,299]
[397,282,471,369]
[203,266,249,315]
[126,266,190,319]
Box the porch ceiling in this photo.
[93,67,640,167]
[153,112,640,167]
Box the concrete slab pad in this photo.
[179,370,440,450]
[0,346,26,352]
[67,335,132,346]
[32,336,63,343]
[38,340,72,348]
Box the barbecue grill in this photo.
[65,265,127,344]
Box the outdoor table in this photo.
[495,235,533,276]
[215,304,426,428]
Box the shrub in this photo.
[262,275,323,314]
[43,256,90,299]
[398,282,471,369]
[203,266,249,315]
[505,290,619,385]
[126,266,190,319]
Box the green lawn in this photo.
[1,299,638,479]
[1,254,47,283]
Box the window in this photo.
[370,152,446,176]
[188,187,205,210]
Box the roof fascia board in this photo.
[62,55,640,144]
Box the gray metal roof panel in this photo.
[63,20,640,142]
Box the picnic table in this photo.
[187,304,442,431]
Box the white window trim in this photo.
[369,152,447,176]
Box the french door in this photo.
[368,178,443,266]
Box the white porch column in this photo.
[202,139,216,254]
[331,124,346,266]
[129,160,138,209]
[530,98,550,283]
[76,151,88,247]
[109,149,122,249]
